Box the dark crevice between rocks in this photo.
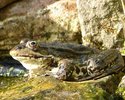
[0,0,19,9]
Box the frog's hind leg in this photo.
[77,72,103,81]
[78,50,125,82]
[77,65,124,82]
[93,64,125,80]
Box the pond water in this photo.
[0,57,28,77]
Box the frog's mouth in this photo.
[15,54,52,59]
[10,48,52,59]
[10,50,53,70]
[10,54,53,64]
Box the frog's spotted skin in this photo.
[10,39,124,81]
[53,50,125,82]
[87,49,124,75]
[79,49,125,81]
[54,59,88,81]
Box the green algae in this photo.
[0,76,115,100]
[0,71,124,100]
[116,84,125,100]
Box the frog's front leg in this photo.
[51,59,88,81]
[81,49,124,81]
[52,59,74,81]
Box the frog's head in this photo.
[10,39,53,70]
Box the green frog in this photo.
[10,39,124,81]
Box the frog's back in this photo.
[39,42,99,58]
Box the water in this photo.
[0,57,28,77]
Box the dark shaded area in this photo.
[0,0,18,9]
[0,0,57,20]
[0,56,26,70]
[0,56,27,76]
[111,94,124,100]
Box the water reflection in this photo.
[0,57,28,77]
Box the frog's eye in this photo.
[26,41,38,50]
[30,41,36,46]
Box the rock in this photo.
[117,75,125,99]
[0,16,32,56]
[0,0,57,21]
[0,0,81,56]
[0,0,17,9]
[76,0,125,49]
[32,0,81,43]
[0,72,124,100]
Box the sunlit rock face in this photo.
[0,0,81,56]
[32,0,81,43]
[117,75,125,99]
[0,0,57,21]
[77,0,125,49]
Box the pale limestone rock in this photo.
[32,0,81,42]
[77,0,125,49]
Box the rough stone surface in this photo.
[0,0,17,9]
[0,16,32,56]
[77,0,125,49]
[116,75,125,99]
[0,0,57,21]
[0,72,124,100]
[32,0,81,42]
[0,0,81,56]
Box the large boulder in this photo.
[0,0,17,9]
[0,72,124,100]
[77,0,125,49]
[0,0,81,56]
[117,74,125,99]
[32,0,81,42]
[0,0,57,21]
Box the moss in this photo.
[0,75,122,100]
[120,49,125,55]
[0,75,121,99]
[33,81,112,100]
[116,86,125,100]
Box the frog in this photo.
[10,39,99,79]
[10,39,124,81]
